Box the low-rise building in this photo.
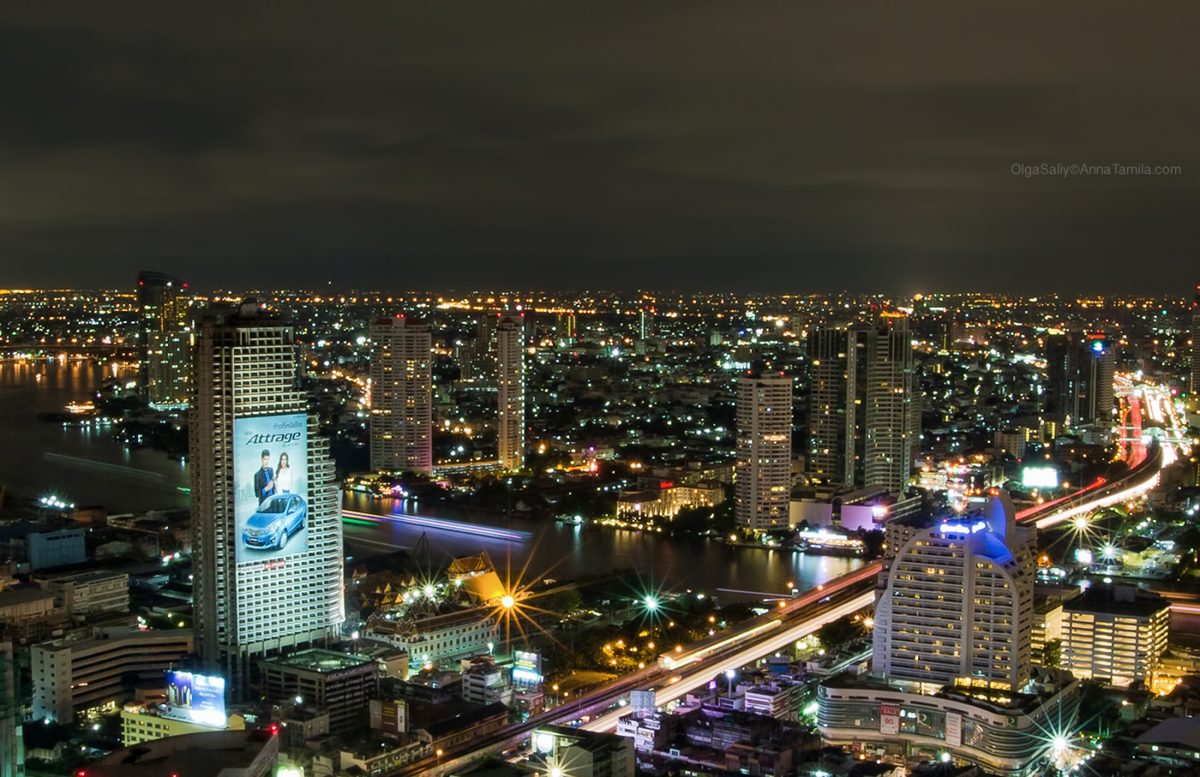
[370,609,499,670]
[460,655,511,707]
[31,628,193,723]
[259,649,379,736]
[121,702,246,746]
[86,729,278,777]
[38,570,130,615]
[530,724,634,777]
[818,673,1081,777]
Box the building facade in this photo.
[807,327,853,486]
[259,649,379,735]
[735,370,792,531]
[818,676,1081,777]
[31,629,194,723]
[369,316,433,474]
[37,570,129,615]
[496,313,525,472]
[1062,585,1170,688]
[190,300,344,696]
[873,495,1036,691]
[862,316,919,494]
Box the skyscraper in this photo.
[1041,331,1115,430]
[496,313,525,472]
[863,316,919,494]
[369,316,433,475]
[137,270,192,408]
[735,369,792,531]
[872,494,1036,691]
[1079,332,1115,428]
[806,328,852,486]
[190,300,344,695]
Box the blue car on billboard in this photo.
[242,493,306,551]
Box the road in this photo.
[405,384,1184,773]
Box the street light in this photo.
[724,668,736,698]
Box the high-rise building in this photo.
[1062,585,1169,688]
[137,270,192,408]
[806,328,852,486]
[1041,331,1115,431]
[808,319,917,494]
[862,316,919,494]
[1192,283,1200,399]
[1079,332,1115,428]
[496,313,525,472]
[369,316,433,474]
[873,494,1036,691]
[735,369,792,531]
[190,300,344,696]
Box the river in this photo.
[0,360,862,598]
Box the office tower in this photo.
[1062,585,1169,688]
[496,313,525,472]
[190,300,344,696]
[137,270,192,408]
[863,316,919,494]
[1192,284,1200,398]
[735,369,793,531]
[873,494,1036,691]
[368,316,433,475]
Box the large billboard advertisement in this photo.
[165,670,227,727]
[234,413,308,563]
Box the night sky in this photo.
[1,2,1197,293]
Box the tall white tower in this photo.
[873,494,1035,691]
[369,315,433,474]
[496,313,525,472]
[735,369,792,531]
[191,300,344,696]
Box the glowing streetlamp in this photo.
[724,667,736,697]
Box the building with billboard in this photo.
[122,671,246,747]
[369,315,433,474]
[191,300,344,697]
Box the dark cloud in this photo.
[0,1,1196,293]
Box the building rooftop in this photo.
[261,648,374,673]
[1136,717,1200,750]
[1064,584,1169,617]
[821,672,1064,716]
[420,702,508,738]
[86,729,277,777]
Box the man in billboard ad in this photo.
[234,413,308,563]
